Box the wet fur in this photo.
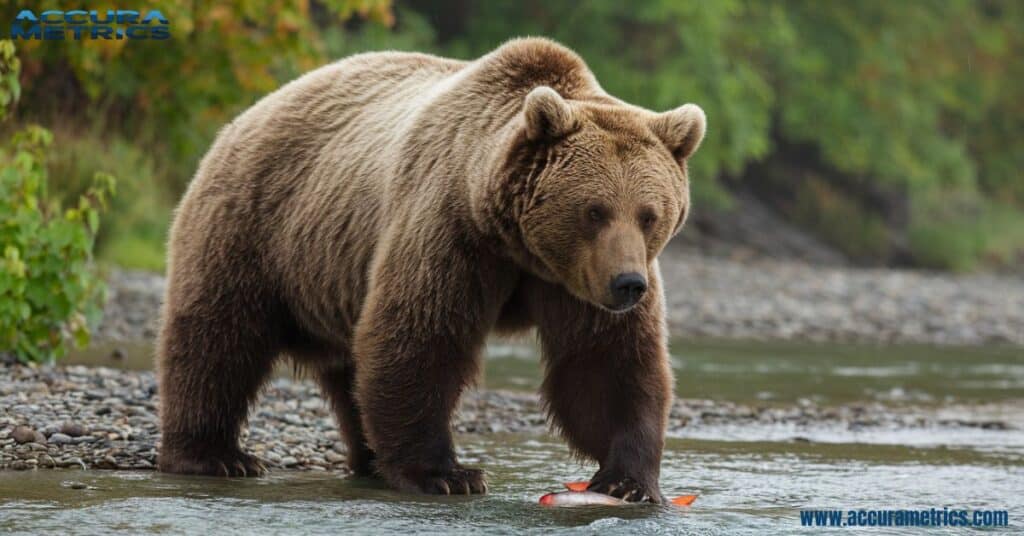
[157,37,703,501]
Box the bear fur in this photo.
[156,37,706,502]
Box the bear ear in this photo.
[650,103,706,164]
[523,86,578,142]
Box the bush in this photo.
[908,190,1024,272]
[791,178,891,263]
[0,127,116,363]
[0,39,115,363]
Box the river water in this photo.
[1,339,1022,534]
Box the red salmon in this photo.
[538,481,698,507]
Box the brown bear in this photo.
[156,37,705,503]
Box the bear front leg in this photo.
[353,298,488,494]
[157,300,278,477]
[352,238,505,495]
[532,272,673,503]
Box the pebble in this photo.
[48,433,73,445]
[61,422,87,437]
[11,426,45,445]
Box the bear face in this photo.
[515,86,706,312]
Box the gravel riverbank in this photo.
[2,365,1016,472]
[95,246,1024,347]
[658,247,1024,346]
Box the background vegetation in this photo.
[3,0,1022,272]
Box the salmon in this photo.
[539,491,627,506]
[538,481,698,507]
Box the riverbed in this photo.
[2,433,1020,534]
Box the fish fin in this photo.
[671,495,698,506]
[563,481,589,492]
[539,493,557,506]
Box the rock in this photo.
[280,456,299,467]
[61,422,88,437]
[60,457,86,469]
[48,433,73,445]
[300,399,322,410]
[11,426,45,445]
[324,450,345,464]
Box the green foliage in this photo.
[792,178,891,262]
[3,1,393,193]
[0,126,116,363]
[908,189,1024,272]
[46,130,171,271]
[0,40,19,122]
[0,39,115,363]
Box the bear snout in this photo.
[608,272,647,311]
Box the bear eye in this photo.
[587,206,607,223]
[639,211,658,230]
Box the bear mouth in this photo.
[601,302,639,314]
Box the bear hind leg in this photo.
[316,364,377,476]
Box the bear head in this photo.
[499,86,706,313]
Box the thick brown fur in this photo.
[156,37,706,502]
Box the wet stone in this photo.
[48,433,73,445]
[11,426,45,445]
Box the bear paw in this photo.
[587,473,664,504]
[158,448,267,477]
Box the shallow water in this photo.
[5,339,1022,534]
[485,338,1024,405]
[1,434,1021,534]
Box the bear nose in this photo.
[609,272,647,309]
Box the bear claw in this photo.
[587,474,664,504]
[396,466,487,495]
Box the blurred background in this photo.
[3,0,1022,275]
